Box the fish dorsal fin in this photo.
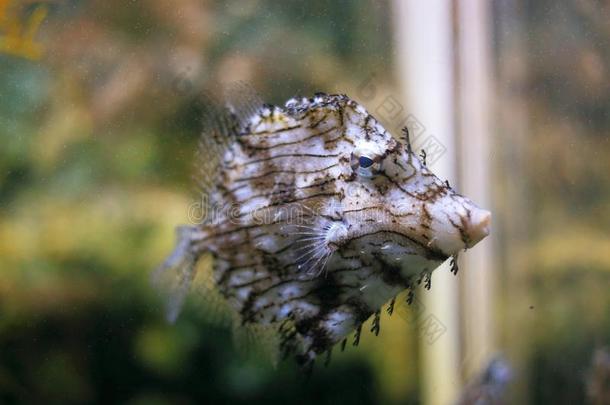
[194,82,264,219]
[224,81,264,133]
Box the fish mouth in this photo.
[464,209,491,248]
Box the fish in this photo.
[154,85,491,369]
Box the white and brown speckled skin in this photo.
[158,93,491,367]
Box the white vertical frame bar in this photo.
[457,0,495,379]
[393,1,460,404]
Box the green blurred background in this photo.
[0,0,609,404]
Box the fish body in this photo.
[157,91,491,367]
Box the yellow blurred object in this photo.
[0,0,47,60]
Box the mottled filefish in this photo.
[155,87,491,368]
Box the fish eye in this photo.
[359,156,374,168]
[351,150,382,178]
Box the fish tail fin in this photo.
[152,225,204,323]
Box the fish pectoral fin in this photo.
[291,217,348,278]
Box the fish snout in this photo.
[464,209,491,248]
